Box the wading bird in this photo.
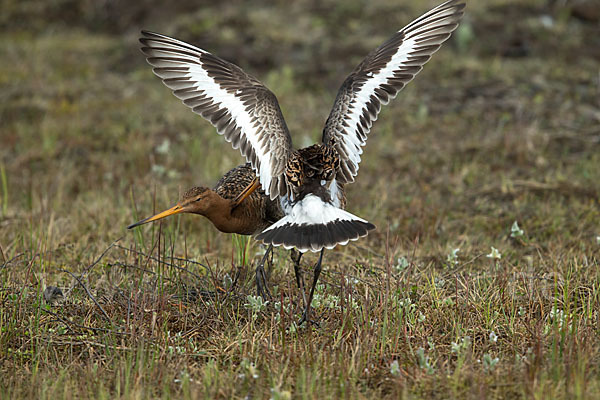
[137,0,464,323]
[128,164,286,298]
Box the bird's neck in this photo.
[201,192,250,234]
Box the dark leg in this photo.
[256,244,273,300]
[299,249,324,326]
[266,244,275,281]
[291,249,307,307]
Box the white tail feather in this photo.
[263,195,367,231]
[256,195,375,252]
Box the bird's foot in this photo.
[298,309,320,328]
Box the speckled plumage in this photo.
[214,164,283,234]
[285,144,342,203]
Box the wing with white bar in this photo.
[140,31,292,199]
[322,0,465,184]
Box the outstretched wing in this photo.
[322,0,465,184]
[140,31,292,200]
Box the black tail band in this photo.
[257,219,375,252]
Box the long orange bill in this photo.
[127,204,184,229]
[232,178,260,208]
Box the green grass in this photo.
[1,0,599,398]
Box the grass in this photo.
[1,0,599,398]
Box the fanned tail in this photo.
[255,195,375,252]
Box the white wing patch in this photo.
[140,31,291,199]
[181,63,274,194]
[323,0,465,184]
[338,36,423,169]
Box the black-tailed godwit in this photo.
[137,0,464,323]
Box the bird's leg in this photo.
[256,244,273,300]
[266,242,275,281]
[291,249,307,308]
[299,249,324,326]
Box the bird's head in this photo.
[127,186,215,229]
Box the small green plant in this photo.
[455,20,474,53]
[239,358,259,380]
[442,297,455,307]
[390,360,401,377]
[545,305,572,333]
[482,353,499,372]
[416,347,435,375]
[270,387,292,400]
[434,276,446,289]
[486,247,501,260]
[446,248,460,267]
[244,295,268,320]
[510,221,524,238]
[451,336,471,355]
[222,273,233,291]
[155,138,171,155]
[395,256,410,273]
[427,337,435,351]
